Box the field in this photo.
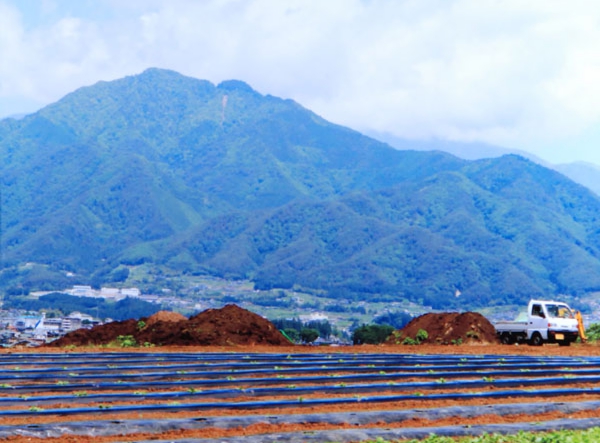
[1,344,600,442]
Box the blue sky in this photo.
[2,0,600,165]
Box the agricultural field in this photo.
[2,345,600,442]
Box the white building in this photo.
[100,287,123,300]
[121,288,141,297]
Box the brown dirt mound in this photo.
[45,319,139,347]
[45,305,292,347]
[145,310,187,327]
[387,312,499,345]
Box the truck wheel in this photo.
[501,333,513,345]
[529,332,543,346]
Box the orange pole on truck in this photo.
[576,311,587,343]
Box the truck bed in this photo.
[494,321,528,333]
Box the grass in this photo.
[362,427,600,442]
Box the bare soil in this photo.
[46,304,291,347]
[390,311,499,345]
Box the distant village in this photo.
[0,285,201,348]
[0,310,98,347]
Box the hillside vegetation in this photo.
[2,68,600,309]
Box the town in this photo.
[0,285,200,347]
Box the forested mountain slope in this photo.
[371,131,600,196]
[2,68,600,309]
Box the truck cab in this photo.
[530,300,579,345]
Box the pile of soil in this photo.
[46,304,292,347]
[387,312,499,345]
[145,310,187,327]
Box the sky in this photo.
[2,0,600,165]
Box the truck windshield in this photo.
[545,304,574,319]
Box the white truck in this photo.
[494,300,580,346]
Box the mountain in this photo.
[2,68,600,309]
[364,132,543,163]
[2,113,29,120]
[553,162,600,196]
[369,131,600,196]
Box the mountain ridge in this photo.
[368,130,600,196]
[2,68,600,310]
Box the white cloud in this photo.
[0,3,27,95]
[2,0,600,163]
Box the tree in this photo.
[271,318,333,339]
[373,311,413,329]
[352,324,394,345]
[300,328,319,344]
[586,323,600,342]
